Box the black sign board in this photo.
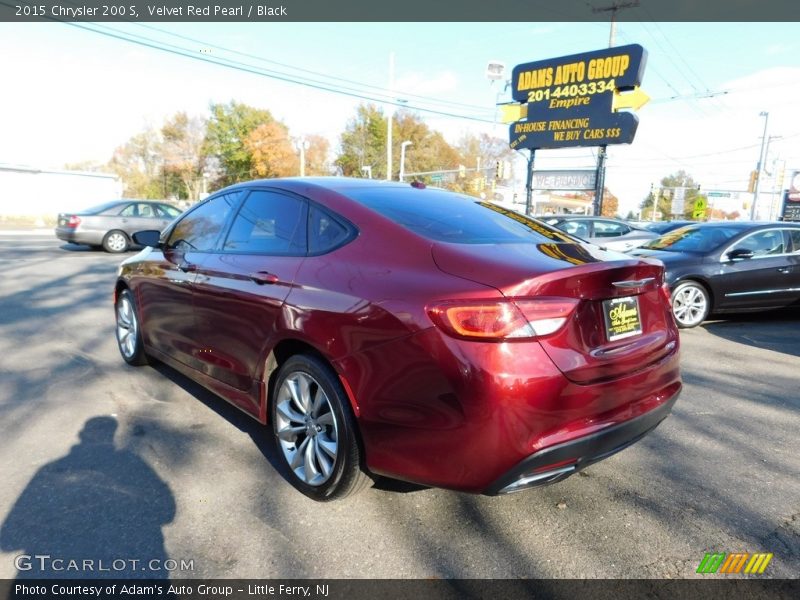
[510,110,638,150]
[508,44,647,151]
[781,190,800,222]
[511,44,647,105]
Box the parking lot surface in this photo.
[0,234,798,579]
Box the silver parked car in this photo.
[55,200,182,253]
[541,215,658,251]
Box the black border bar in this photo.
[2,579,800,600]
[1,0,800,22]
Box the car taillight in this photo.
[428,297,579,341]
[67,215,81,228]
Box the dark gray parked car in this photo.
[55,200,182,252]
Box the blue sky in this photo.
[1,21,799,216]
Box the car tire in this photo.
[671,281,710,328]
[115,289,148,366]
[271,354,371,501]
[103,230,130,253]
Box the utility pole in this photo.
[592,1,640,47]
[590,1,638,215]
[524,150,536,216]
[751,111,769,220]
[386,52,394,180]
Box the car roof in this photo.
[543,215,623,220]
[678,221,799,229]
[225,177,417,194]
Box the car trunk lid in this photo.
[431,242,678,384]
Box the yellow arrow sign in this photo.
[612,87,650,112]
[500,103,527,124]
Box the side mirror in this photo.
[726,247,754,262]
[132,230,162,248]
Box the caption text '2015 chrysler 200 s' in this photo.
[114,178,681,501]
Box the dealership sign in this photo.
[532,170,596,191]
[505,44,648,151]
[782,170,800,221]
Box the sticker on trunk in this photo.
[603,296,642,341]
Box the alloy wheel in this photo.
[672,283,708,328]
[275,372,339,486]
[116,294,139,359]
[105,232,128,252]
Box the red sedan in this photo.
[115,178,681,501]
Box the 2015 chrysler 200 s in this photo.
[114,178,681,501]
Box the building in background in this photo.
[0,164,122,220]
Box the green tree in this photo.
[107,127,164,199]
[453,132,515,196]
[244,121,296,178]
[335,104,388,179]
[303,134,331,176]
[162,112,208,201]
[640,170,701,220]
[205,101,277,187]
[393,111,460,181]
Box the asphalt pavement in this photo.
[0,233,797,579]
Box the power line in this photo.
[128,22,495,114]
[62,21,496,124]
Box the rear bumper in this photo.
[484,385,680,495]
[54,227,77,242]
[55,227,103,245]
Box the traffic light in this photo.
[495,161,502,180]
[748,170,758,193]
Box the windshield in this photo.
[642,225,743,253]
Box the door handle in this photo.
[249,271,280,285]
[777,267,790,274]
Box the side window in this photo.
[167,192,241,252]
[158,204,182,218]
[593,220,629,237]
[730,230,785,257]
[787,229,800,253]
[223,190,307,255]
[119,204,138,217]
[309,206,352,254]
[137,203,155,218]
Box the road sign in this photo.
[507,44,648,151]
[693,197,708,212]
[671,187,686,215]
[692,209,706,220]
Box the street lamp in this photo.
[295,137,309,177]
[751,111,769,220]
[399,141,413,182]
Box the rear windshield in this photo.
[80,201,125,214]
[345,187,573,244]
[642,225,743,253]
